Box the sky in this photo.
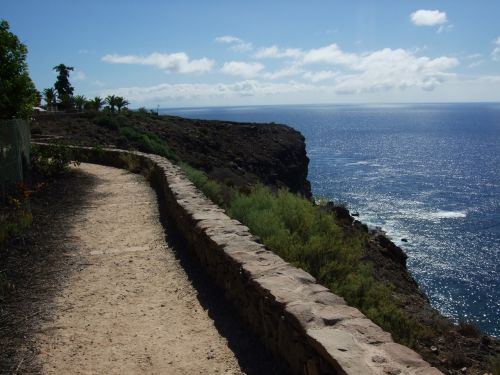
[3,0,500,108]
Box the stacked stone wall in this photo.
[35,144,442,375]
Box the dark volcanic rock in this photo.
[372,233,408,267]
[33,113,312,198]
[323,202,354,225]
[152,117,312,198]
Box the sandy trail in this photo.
[32,163,246,374]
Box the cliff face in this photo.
[146,116,312,198]
[33,113,312,198]
[325,204,500,374]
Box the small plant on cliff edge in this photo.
[180,164,428,346]
[180,163,225,205]
[490,355,500,375]
[31,143,80,177]
[119,126,178,162]
[0,182,33,245]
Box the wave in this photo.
[426,210,467,219]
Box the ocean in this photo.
[162,103,500,337]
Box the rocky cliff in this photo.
[32,112,311,198]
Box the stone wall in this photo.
[40,144,442,375]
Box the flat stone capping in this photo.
[35,144,442,375]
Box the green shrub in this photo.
[94,114,120,130]
[490,354,500,375]
[119,126,141,141]
[120,126,178,162]
[181,165,427,346]
[0,202,32,244]
[180,162,208,187]
[180,163,224,205]
[31,143,80,177]
[0,181,32,246]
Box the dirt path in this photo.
[29,163,248,374]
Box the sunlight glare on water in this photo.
[165,103,500,337]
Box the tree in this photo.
[88,96,104,112]
[0,19,38,119]
[59,94,74,111]
[53,64,74,109]
[73,95,86,112]
[43,88,56,110]
[115,96,129,112]
[105,95,118,113]
[34,90,42,107]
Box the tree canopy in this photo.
[88,96,104,112]
[0,19,38,119]
[43,88,56,108]
[53,63,74,107]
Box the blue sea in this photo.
[163,103,500,337]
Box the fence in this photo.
[0,119,31,201]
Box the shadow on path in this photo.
[155,190,290,375]
[0,169,99,373]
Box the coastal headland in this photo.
[22,110,500,373]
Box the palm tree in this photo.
[115,96,130,113]
[73,95,87,112]
[43,88,56,111]
[105,95,118,113]
[89,96,104,112]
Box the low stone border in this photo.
[37,144,442,375]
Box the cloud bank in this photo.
[102,52,214,74]
[254,46,302,59]
[218,42,459,93]
[102,80,317,103]
[101,38,464,104]
[221,61,265,78]
[215,35,253,52]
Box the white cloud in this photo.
[102,52,214,74]
[102,80,316,103]
[231,42,253,53]
[333,49,458,94]
[301,44,358,66]
[303,70,338,82]
[72,70,86,81]
[492,48,500,61]
[255,46,303,59]
[227,42,459,94]
[468,60,484,68]
[215,35,253,52]
[215,35,242,44]
[410,10,447,26]
[466,53,482,59]
[465,53,483,68]
[263,65,303,80]
[437,24,453,33]
[479,75,500,83]
[221,61,265,78]
[220,60,302,80]
[103,38,462,101]
[492,37,500,61]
